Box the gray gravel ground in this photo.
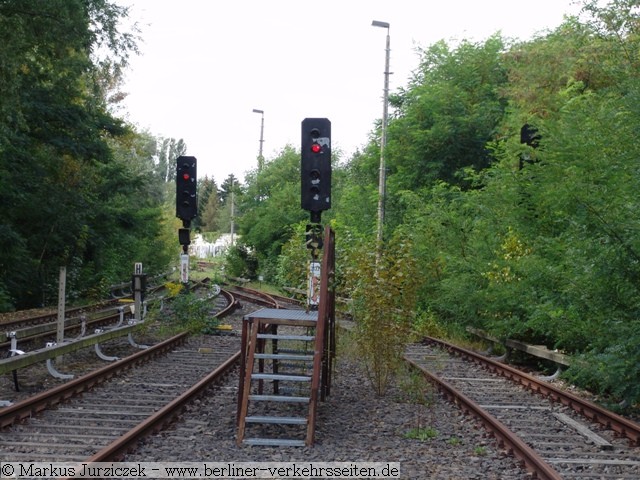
[0,300,530,478]
[127,355,531,479]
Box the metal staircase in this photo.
[236,227,335,447]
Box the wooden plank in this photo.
[467,327,571,367]
[553,412,613,450]
[505,339,571,367]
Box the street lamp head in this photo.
[252,108,264,114]
[371,20,390,29]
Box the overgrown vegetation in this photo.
[398,367,437,440]
[5,0,640,405]
[0,0,239,311]
[159,287,221,335]
[343,234,419,395]
[0,0,177,309]
[230,1,640,405]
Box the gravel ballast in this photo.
[126,354,531,479]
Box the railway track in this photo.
[8,282,637,477]
[0,301,120,334]
[0,274,169,330]
[0,286,266,463]
[225,284,302,310]
[0,334,239,461]
[0,280,215,351]
[405,337,640,479]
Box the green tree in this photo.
[344,232,419,395]
[386,35,508,193]
[237,145,308,279]
[156,137,187,183]
[201,186,220,232]
[215,174,241,234]
[0,0,175,308]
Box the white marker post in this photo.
[56,266,66,363]
[308,260,321,309]
[133,263,143,322]
[180,254,189,285]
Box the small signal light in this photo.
[175,155,198,221]
[301,118,331,213]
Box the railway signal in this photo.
[301,118,331,220]
[519,124,541,170]
[520,124,541,148]
[176,155,198,223]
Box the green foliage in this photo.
[6,0,640,408]
[334,148,379,238]
[446,436,462,446]
[403,427,439,441]
[197,176,219,231]
[335,3,640,405]
[564,321,640,404]
[0,284,14,312]
[344,232,418,396]
[386,35,508,193]
[276,222,312,290]
[473,446,488,456]
[0,2,178,310]
[224,244,258,280]
[238,145,308,261]
[412,309,447,340]
[236,146,346,281]
[166,291,220,334]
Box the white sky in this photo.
[115,0,582,184]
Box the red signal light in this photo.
[183,173,190,180]
[311,143,321,153]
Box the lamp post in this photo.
[252,108,265,171]
[372,20,390,253]
[230,177,235,247]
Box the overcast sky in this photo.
[115,0,582,184]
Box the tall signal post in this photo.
[175,155,197,289]
[301,118,331,309]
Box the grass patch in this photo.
[404,426,439,441]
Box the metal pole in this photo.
[253,109,265,171]
[230,180,235,246]
[133,263,143,323]
[56,266,66,363]
[372,21,390,252]
[259,114,265,161]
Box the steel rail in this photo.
[2,281,230,358]
[0,332,189,428]
[404,355,563,480]
[0,309,129,351]
[0,301,119,330]
[265,292,304,308]
[227,284,282,309]
[218,288,239,311]
[423,336,640,446]
[84,350,240,462]
[75,288,241,463]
